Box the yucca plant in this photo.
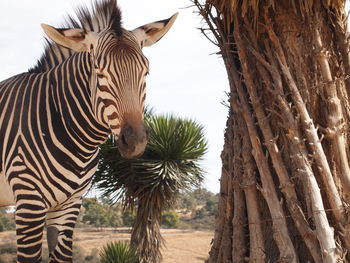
[99,241,139,263]
[93,113,208,262]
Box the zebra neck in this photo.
[48,52,110,151]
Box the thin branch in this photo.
[232,118,248,263]
[199,27,219,46]
[240,120,266,263]
[314,26,350,196]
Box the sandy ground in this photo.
[160,230,212,263]
[0,228,213,262]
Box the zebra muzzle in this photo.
[117,123,148,159]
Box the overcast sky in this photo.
[0,0,229,193]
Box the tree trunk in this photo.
[194,0,350,262]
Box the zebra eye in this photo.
[97,73,106,79]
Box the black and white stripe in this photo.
[0,0,160,261]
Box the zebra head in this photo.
[40,3,178,159]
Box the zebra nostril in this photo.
[145,126,150,140]
[120,132,128,147]
[118,124,134,149]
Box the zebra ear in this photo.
[41,24,96,52]
[132,12,178,48]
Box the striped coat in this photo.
[0,0,177,262]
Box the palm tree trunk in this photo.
[194,0,350,262]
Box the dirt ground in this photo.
[0,228,213,262]
[160,230,212,263]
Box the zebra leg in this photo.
[15,195,47,263]
[46,199,82,263]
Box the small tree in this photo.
[161,211,179,228]
[204,197,218,215]
[82,198,109,229]
[82,198,122,229]
[107,209,123,228]
[93,114,207,262]
[181,195,196,212]
[121,210,135,227]
[0,208,15,232]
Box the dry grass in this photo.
[0,228,213,262]
[160,230,212,263]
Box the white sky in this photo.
[0,0,229,193]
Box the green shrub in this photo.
[0,209,15,232]
[195,208,206,219]
[161,211,179,228]
[121,210,135,227]
[99,241,140,263]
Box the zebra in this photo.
[0,0,177,262]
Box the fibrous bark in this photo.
[194,0,350,262]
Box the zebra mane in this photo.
[28,0,122,73]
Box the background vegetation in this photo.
[0,188,217,262]
[0,208,15,232]
[0,188,218,232]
